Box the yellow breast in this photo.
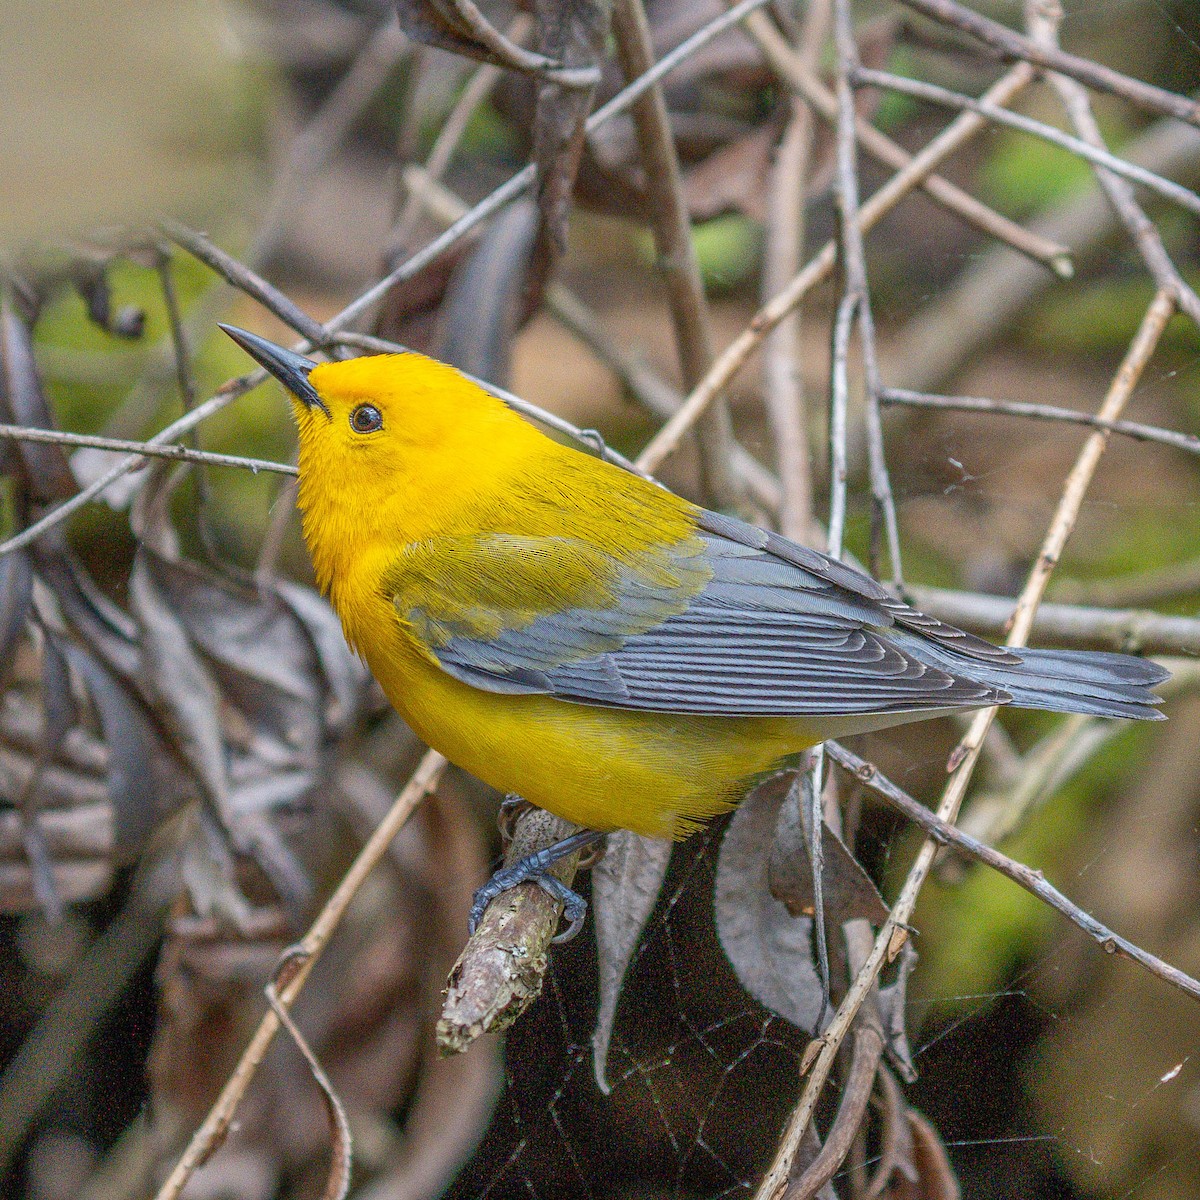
[354,589,816,838]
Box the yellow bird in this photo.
[222,326,1166,933]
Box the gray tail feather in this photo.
[991,648,1168,720]
[905,641,1169,720]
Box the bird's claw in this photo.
[467,861,590,942]
[467,829,604,942]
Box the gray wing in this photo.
[414,510,1015,716]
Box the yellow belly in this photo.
[363,625,822,839]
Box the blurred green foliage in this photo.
[911,720,1154,1004]
[33,252,300,570]
[636,214,763,292]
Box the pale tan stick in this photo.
[152,752,447,1200]
[751,290,1177,1199]
[637,62,1038,474]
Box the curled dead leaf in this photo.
[714,774,826,1032]
[590,828,672,1093]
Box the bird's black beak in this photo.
[218,324,330,416]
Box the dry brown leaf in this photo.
[590,828,672,1093]
[768,773,891,928]
[435,198,543,385]
[0,296,77,502]
[714,774,826,1031]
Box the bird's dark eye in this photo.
[349,404,383,434]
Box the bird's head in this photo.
[219,325,535,590]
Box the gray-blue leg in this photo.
[469,826,607,942]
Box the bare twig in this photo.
[906,588,1200,656]
[852,68,1200,219]
[152,751,447,1200]
[161,220,330,349]
[828,294,858,557]
[753,290,1178,1199]
[0,424,297,476]
[410,0,600,89]
[880,388,1200,456]
[784,1026,884,1200]
[611,0,738,509]
[1025,0,1200,329]
[759,0,829,541]
[0,380,261,558]
[264,950,352,1200]
[743,9,1073,276]
[895,0,1200,128]
[638,63,1039,474]
[831,0,902,583]
[824,742,1200,1004]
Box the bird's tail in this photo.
[906,641,1169,720]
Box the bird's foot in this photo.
[469,827,607,943]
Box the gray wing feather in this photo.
[425,515,1010,714]
[420,510,1165,719]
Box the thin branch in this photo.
[611,0,739,509]
[161,220,330,349]
[785,1026,884,1200]
[638,62,1039,474]
[759,0,829,542]
[832,0,902,584]
[895,0,1200,128]
[753,289,1178,1200]
[907,587,1200,657]
[853,67,1200,220]
[880,388,1200,456]
[0,380,259,557]
[828,294,857,557]
[1025,0,1200,329]
[0,424,297,475]
[331,0,778,334]
[417,0,600,88]
[824,742,1200,1004]
[744,9,1073,276]
[151,751,447,1200]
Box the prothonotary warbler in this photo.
[222,326,1167,936]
